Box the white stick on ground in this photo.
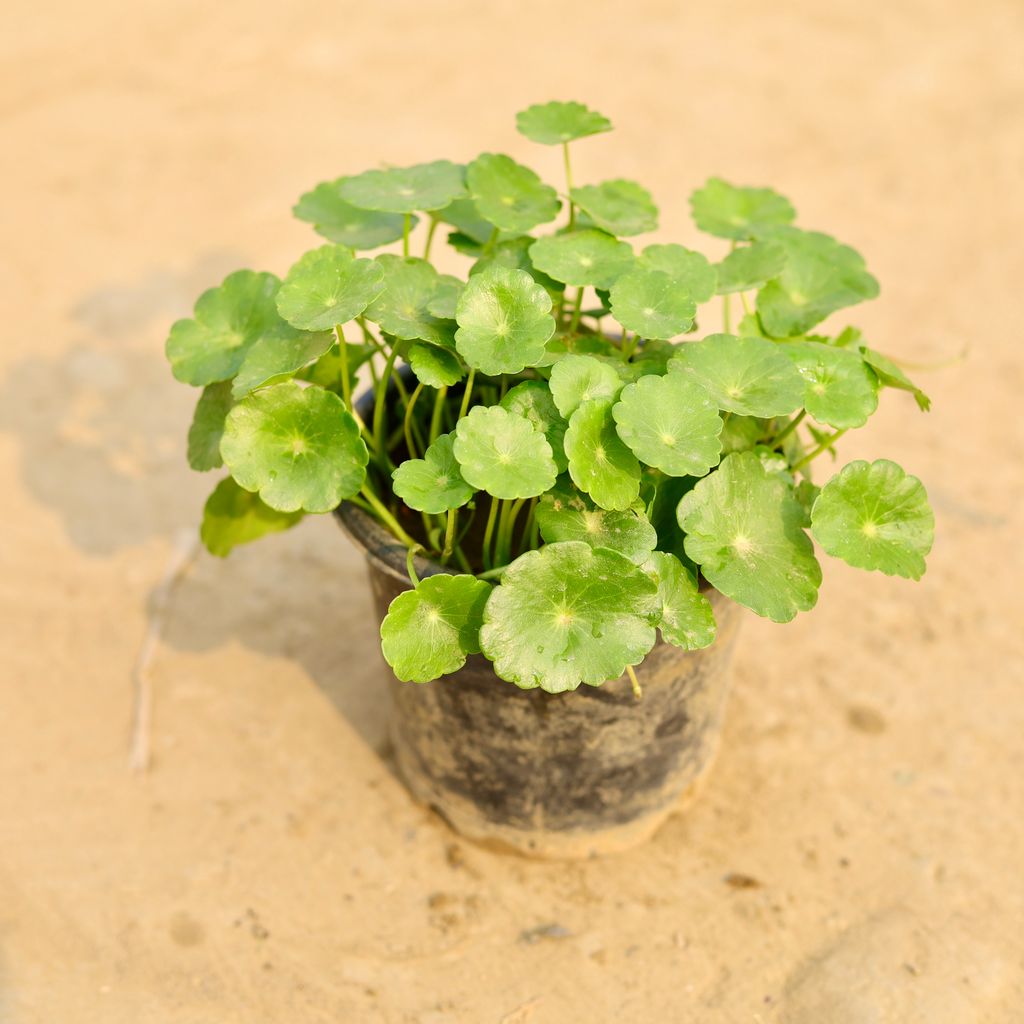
[128,527,202,773]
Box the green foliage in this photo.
[381,574,491,683]
[168,101,937,691]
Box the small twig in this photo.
[129,528,201,773]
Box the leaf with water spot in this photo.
[515,101,613,145]
[785,341,878,428]
[200,476,304,557]
[231,329,335,399]
[381,574,492,683]
[610,268,696,340]
[529,230,635,289]
[548,354,623,419]
[363,256,454,346]
[860,347,932,411]
[187,382,234,471]
[638,244,717,304]
[480,542,657,693]
[811,459,934,579]
[391,433,475,514]
[500,381,569,472]
[339,160,466,214]
[612,373,722,477]
[467,153,561,234]
[536,483,657,563]
[293,177,413,248]
[276,245,385,331]
[715,241,787,294]
[166,270,288,386]
[453,405,557,499]
[690,177,796,241]
[565,399,641,511]
[220,381,368,513]
[677,451,821,622]
[643,551,716,650]
[668,334,804,417]
[756,228,879,336]
[571,179,657,236]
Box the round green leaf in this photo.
[339,160,466,214]
[500,381,568,473]
[571,179,657,236]
[643,551,716,650]
[565,399,641,511]
[811,459,934,580]
[548,354,623,419]
[677,451,821,622]
[529,230,635,289]
[187,382,234,471]
[392,433,475,514]
[470,236,564,294]
[480,542,657,693]
[612,374,723,477]
[785,341,879,428]
[200,476,304,557]
[467,153,561,234]
[668,334,805,417]
[454,266,555,375]
[363,255,453,346]
[515,101,613,146]
[639,244,717,304]
[166,270,285,387]
[860,346,932,411]
[715,241,787,294]
[381,574,491,683]
[426,274,465,320]
[690,177,796,241]
[610,268,696,340]
[406,342,464,388]
[231,329,335,399]
[453,405,557,499]
[756,228,879,337]
[536,485,657,564]
[276,245,385,331]
[293,178,412,248]
[220,381,369,513]
[435,197,494,245]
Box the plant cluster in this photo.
[167,101,935,694]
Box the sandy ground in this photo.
[2,0,1023,1020]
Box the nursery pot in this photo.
[336,382,743,858]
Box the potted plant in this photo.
[166,101,935,857]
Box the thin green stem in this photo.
[403,381,425,459]
[334,325,353,409]
[483,226,499,255]
[562,142,575,229]
[373,346,400,465]
[568,287,584,336]
[739,291,751,316]
[495,497,526,567]
[429,385,448,444]
[458,368,476,420]
[441,507,457,561]
[423,216,439,260]
[476,562,510,581]
[626,664,642,700]
[481,497,500,571]
[406,544,422,588]
[791,428,847,473]
[360,485,418,548]
[402,214,411,258]
[770,409,806,448]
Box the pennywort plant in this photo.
[167,100,935,694]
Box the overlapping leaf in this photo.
[639,244,717,303]
[610,268,696,340]
[668,334,804,417]
[470,236,564,294]
[381,574,491,683]
[339,160,466,214]
[479,542,658,693]
[612,373,722,476]
[407,342,464,387]
[690,177,796,240]
[515,101,613,145]
[200,476,303,557]
[392,434,475,513]
[220,381,368,513]
[536,484,657,563]
[529,230,635,289]
[548,354,623,419]
[643,551,716,650]
[293,178,411,248]
[571,179,657,236]
[811,459,934,579]
[276,245,385,331]
[500,381,568,472]
[785,341,878,428]
[564,399,641,511]
[715,241,787,294]
[677,452,822,622]
[860,347,932,411]
[231,329,335,399]
[364,255,453,346]
[467,153,561,233]
[187,382,234,471]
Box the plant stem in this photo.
[334,325,353,409]
[770,409,806,448]
[481,497,500,570]
[495,497,525,567]
[360,485,418,547]
[423,216,439,260]
[402,214,411,258]
[403,381,424,459]
[373,346,400,466]
[739,291,752,316]
[441,507,457,561]
[626,664,642,699]
[429,385,448,444]
[568,287,584,336]
[406,544,422,587]
[562,142,576,229]
[458,368,476,420]
[476,562,510,581]
[483,226,499,255]
[791,428,847,472]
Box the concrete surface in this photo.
[1,0,1022,1020]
